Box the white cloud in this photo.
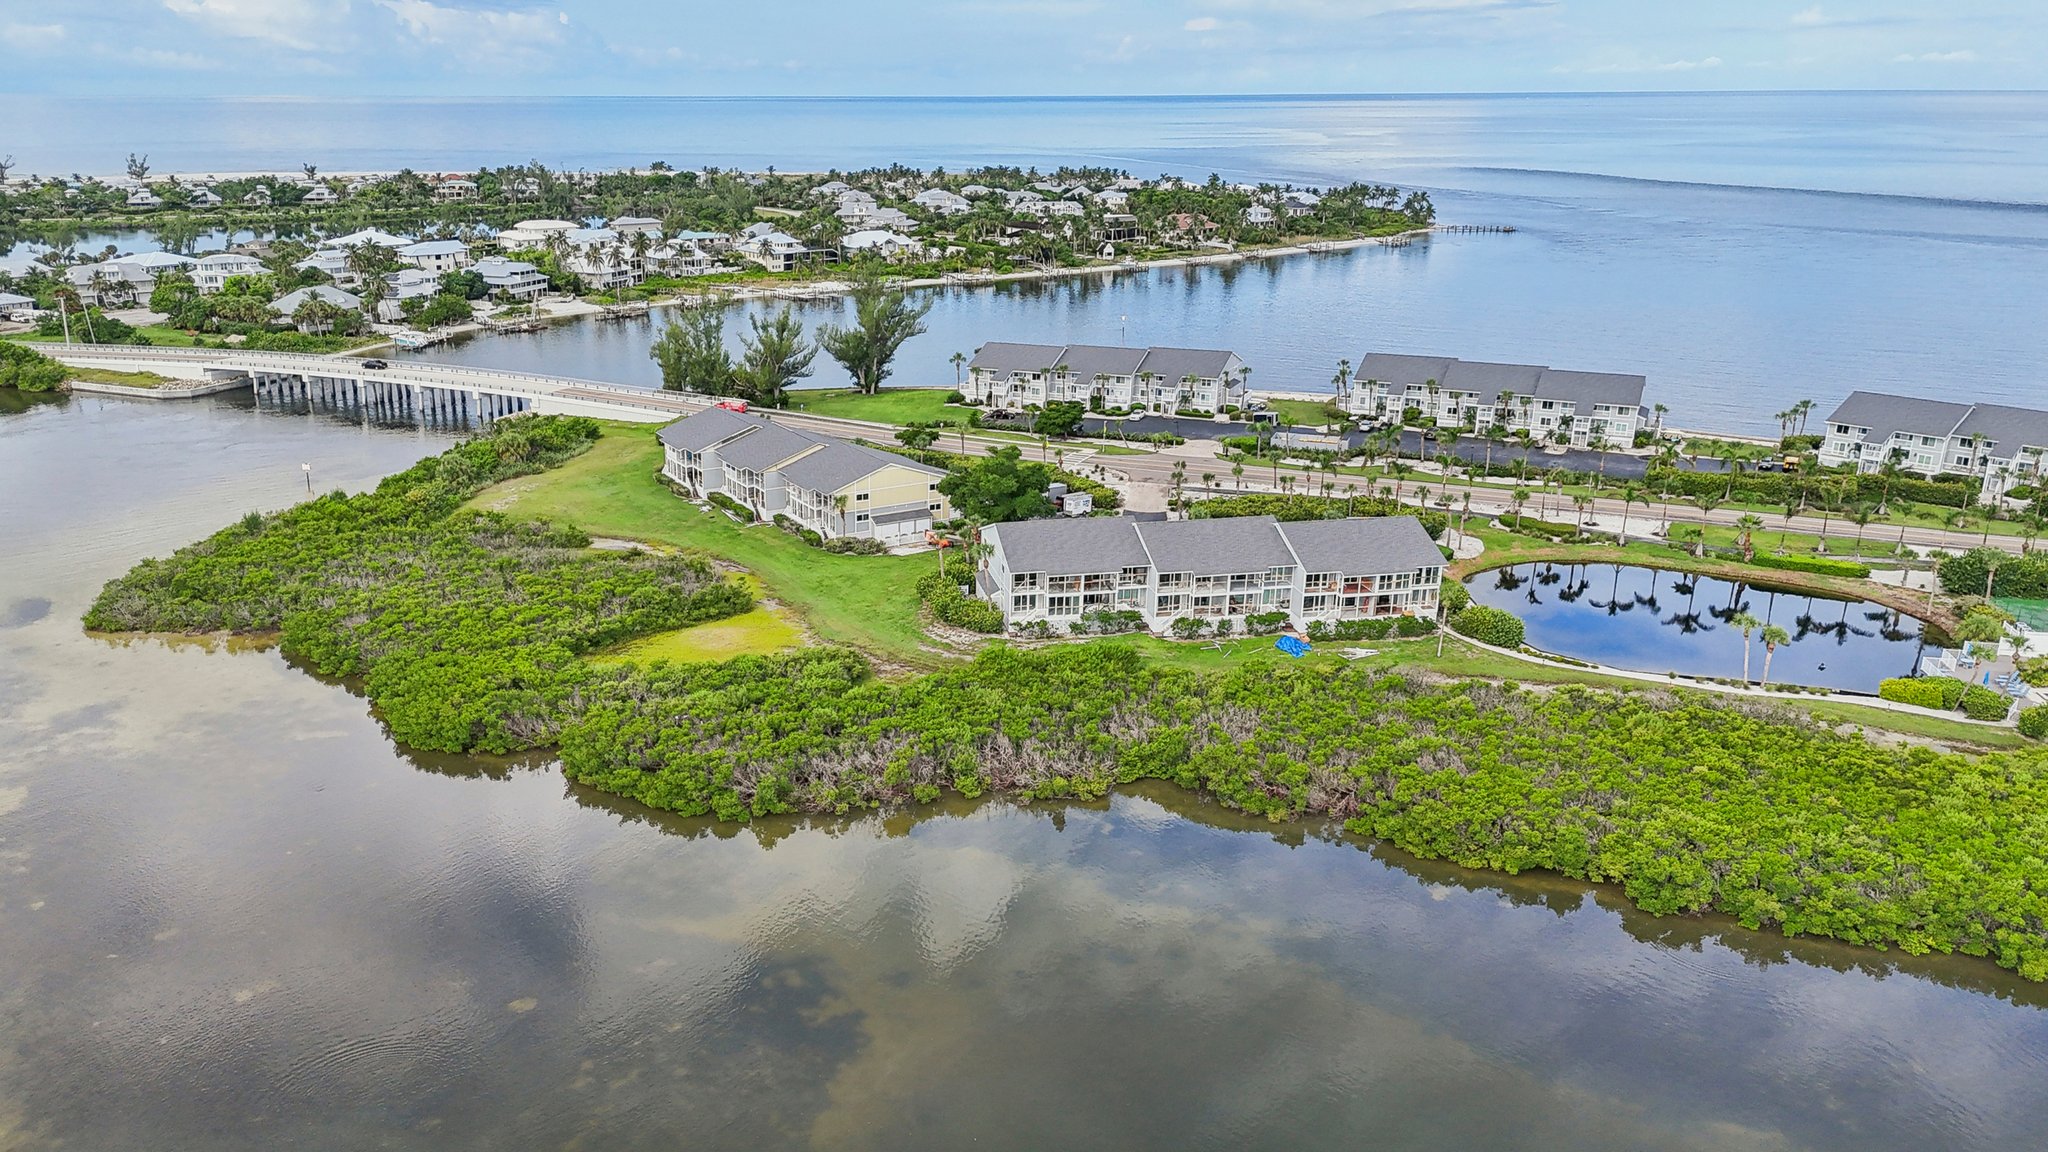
[376,0,568,64]
[0,22,65,48]
[161,0,351,53]
[1185,16,1221,31]
[1791,5,1828,26]
[1893,49,1976,63]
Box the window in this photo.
[855,492,870,502]
[929,503,942,513]
[1048,594,1081,616]
[1012,594,1040,612]
[1119,566,1149,586]
[929,482,939,491]
[855,513,869,523]
[1012,572,1042,591]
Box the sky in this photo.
[0,0,2042,96]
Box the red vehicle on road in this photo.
[715,398,750,413]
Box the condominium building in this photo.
[963,342,1248,415]
[1344,352,1650,448]
[978,514,1443,632]
[657,407,952,544]
[1819,391,2048,501]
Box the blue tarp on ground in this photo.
[1275,636,1311,658]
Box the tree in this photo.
[733,308,816,408]
[302,163,319,180]
[1033,400,1086,439]
[0,155,13,184]
[148,270,201,320]
[1759,624,1790,686]
[936,445,1054,523]
[1734,513,1765,562]
[1732,611,1762,683]
[126,153,150,181]
[815,271,932,394]
[950,350,967,389]
[440,269,489,300]
[649,304,734,394]
[895,422,940,454]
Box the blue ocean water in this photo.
[9,93,2048,435]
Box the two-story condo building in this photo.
[396,239,472,275]
[1819,391,2048,501]
[190,251,267,293]
[977,514,1443,633]
[1344,352,1649,448]
[657,408,952,544]
[963,342,1249,415]
[471,256,549,300]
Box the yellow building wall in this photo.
[836,463,953,519]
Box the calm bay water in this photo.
[9,92,2048,434]
[6,395,2048,1148]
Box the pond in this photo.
[1465,562,1936,693]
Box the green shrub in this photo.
[1878,677,1948,709]
[1169,616,1209,639]
[1937,677,1970,710]
[1439,579,1472,614]
[0,342,66,392]
[1747,553,1872,579]
[916,557,1003,632]
[1188,492,1446,539]
[2018,705,2048,739]
[1076,608,1146,635]
[1451,605,1524,648]
[707,491,753,522]
[1940,548,2048,599]
[1245,611,1291,636]
[1960,685,2014,722]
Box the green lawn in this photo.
[65,365,170,388]
[786,387,973,425]
[1264,397,1345,428]
[592,604,804,665]
[465,425,950,669]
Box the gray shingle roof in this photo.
[1136,516,1295,576]
[1536,368,1646,409]
[1951,404,2048,455]
[970,342,1065,374]
[1441,359,1545,397]
[1355,353,1456,388]
[271,285,361,313]
[987,518,1150,576]
[656,406,757,453]
[1135,346,1241,383]
[1056,344,1148,380]
[1278,517,1442,576]
[709,421,822,472]
[1826,391,1972,445]
[780,439,942,493]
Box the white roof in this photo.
[398,239,469,257]
[320,228,411,251]
[609,216,662,228]
[129,251,197,270]
[841,229,916,250]
[272,285,361,313]
[0,292,35,308]
[195,252,264,268]
[510,219,577,233]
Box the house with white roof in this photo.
[1281,191,1321,217]
[126,188,161,208]
[433,178,478,203]
[609,216,663,235]
[657,407,952,543]
[188,187,222,206]
[320,228,412,253]
[66,254,195,305]
[243,187,271,206]
[1092,188,1130,208]
[964,342,1249,415]
[911,188,972,215]
[735,226,826,273]
[977,514,1443,633]
[1343,352,1650,448]
[497,219,579,248]
[645,241,716,277]
[472,256,548,300]
[377,268,444,321]
[1820,392,2048,501]
[670,229,730,252]
[0,291,41,318]
[841,230,924,261]
[960,184,996,198]
[190,252,267,294]
[1244,204,1277,227]
[811,180,852,198]
[559,227,642,289]
[302,185,338,204]
[292,249,351,284]
[397,239,471,275]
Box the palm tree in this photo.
[1572,494,1593,539]
[1759,624,1791,687]
[1732,611,1762,683]
[1331,357,1352,409]
[1510,486,1530,524]
[1848,503,1875,557]
[1690,493,1722,557]
[1734,513,1765,561]
[950,351,967,390]
[1231,461,1245,490]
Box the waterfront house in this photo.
[561,227,642,290]
[736,228,825,273]
[271,285,362,329]
[1244,204,1277,227]
[670,229,730,253]
[1100,214,1142,245]
[1343,352,1649,448]
[319,228,412,253]
[977,514,1442,633]
[841,229,924,261]
[126,188,161,209]
[377,268,444,321]
[67,254,193,306]
[190,252,267,294]
[396,239,472,275]
[645,241,716,276]
[657,407,952,543]
[472,255,548,300]
[497,219,578,248]
[188,188,222,207]
[1282,191,1321,217]
[1158,213,1217,244]
[433,178,478,203]
[963,342,1248,415]
[292,249,351,284]
[243,187,271,206]
[1820,392,2048,501]
[302,185,338,204]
